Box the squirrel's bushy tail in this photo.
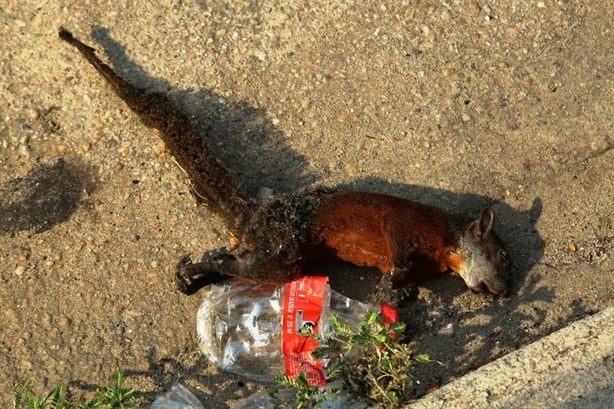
[59,28,248,231]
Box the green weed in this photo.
[271,311,429,408]
[13,368,140,409]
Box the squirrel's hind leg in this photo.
[176,247,303,295]
[175,254,232,295]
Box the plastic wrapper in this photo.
[196,279,376,382]
[231,380,367,409]
[150,383,204,409]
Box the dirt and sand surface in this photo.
[0,1,612,407]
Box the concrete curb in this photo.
[406,307,614,409]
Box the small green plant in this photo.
[270,372,340,409]
[13,368,140,409]
[271,311,429,409]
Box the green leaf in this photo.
[415,354,430,362]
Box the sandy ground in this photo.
[0,1,612,407]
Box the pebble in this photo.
[254,51,266,61]
[15,265,26,277]
[462,113,472,122]
[442,68,456,77]
[345,162,359,177]
[56,143,68,154]
[58,316,70,329]
[15,19,26,27]
[76,239,87,252]
[25,108,38,120]
[5,308,18,324]
[258,186,274,199]
[20,360,33,371]
[17,144,30,157]
[41,313,52,326]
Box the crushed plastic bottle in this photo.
[196,277,377,382]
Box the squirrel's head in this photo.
[457,208,510,296]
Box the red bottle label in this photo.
[282,276,329,386]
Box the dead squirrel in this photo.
[59,28,510,304]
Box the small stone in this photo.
[58,316,70,328]
[5,308,17,324]
[345,162,359,177]
[25,108,38,120]
[254,51,266,61]
[18,144,30,157]
[15,19,26,27]
[462,113,471,122]
[76,239,86,251]
[537,1,546,8]
[20,360,33,371]
[82,142,92,152]
[442,68,456,77]
[258,186,274,199]
[568,243,577,252]
[15,265,26,276]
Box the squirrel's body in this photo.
[59,28,510,301]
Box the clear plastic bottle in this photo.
[196,277,376,382]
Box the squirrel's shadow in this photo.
[91,26,319,198]
[89,27,555,397]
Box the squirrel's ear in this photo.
[477,208,495,238]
